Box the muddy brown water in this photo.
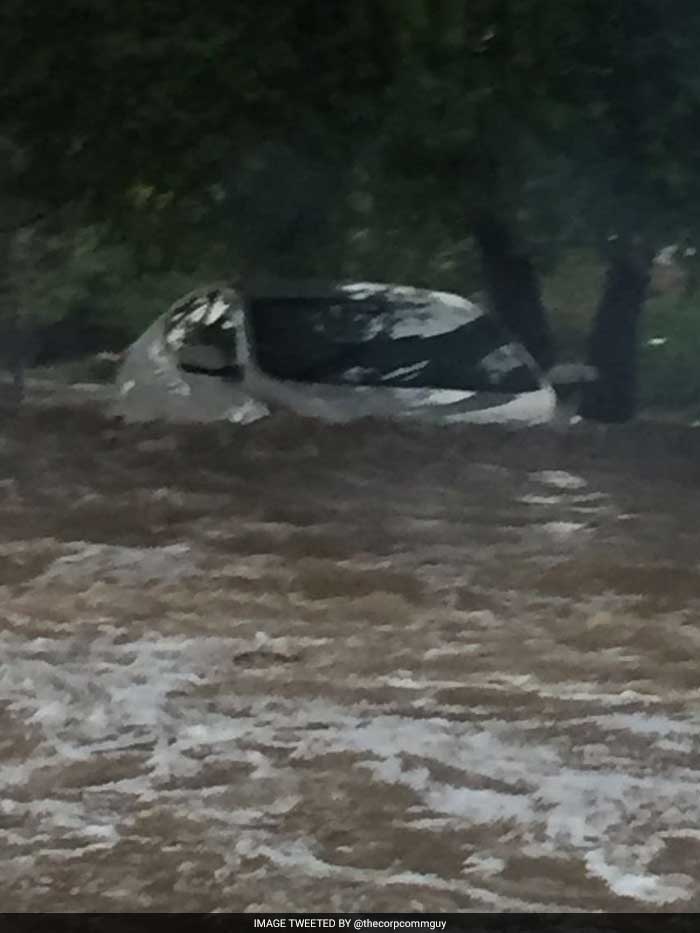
[1,387,700,911]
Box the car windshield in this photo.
[248,292,541,394]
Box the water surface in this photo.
[1,393,699,910]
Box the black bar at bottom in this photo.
[0,915,697,933]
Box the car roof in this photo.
[242,279,472,305]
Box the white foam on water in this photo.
[226,398,270,424]
[541,521,588,538]
[584,848,693,905]
[1,528,698,911]
[532,470,588,490]
[33,542,196,586]
[246,837,562,911]
[519,494,565,505]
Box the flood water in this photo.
[1,388,700,911]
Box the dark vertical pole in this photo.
[580,240,652,422]
[473,213,556,371]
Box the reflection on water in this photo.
[1,396,700,911]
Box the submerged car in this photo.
[115,281,557,426]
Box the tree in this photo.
[4,0,700,419]
[361,0,700,418]
[535,0,700,419]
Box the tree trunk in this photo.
[9,317,26,403]
[473,214,556,371]
[0,235,17,405]
[0,232,30,407]
[580,241,652,423]
[0,314,28,406]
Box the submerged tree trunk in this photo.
[0,235,19,405]
[0,313,28,407]
[580,241,652,423]
[7,316,27,403]
[0,229,34,407]
[473,214,556,371]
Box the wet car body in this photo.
[115,282,557,426]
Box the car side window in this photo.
[249,296,383,382]
[249,294,540,393]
